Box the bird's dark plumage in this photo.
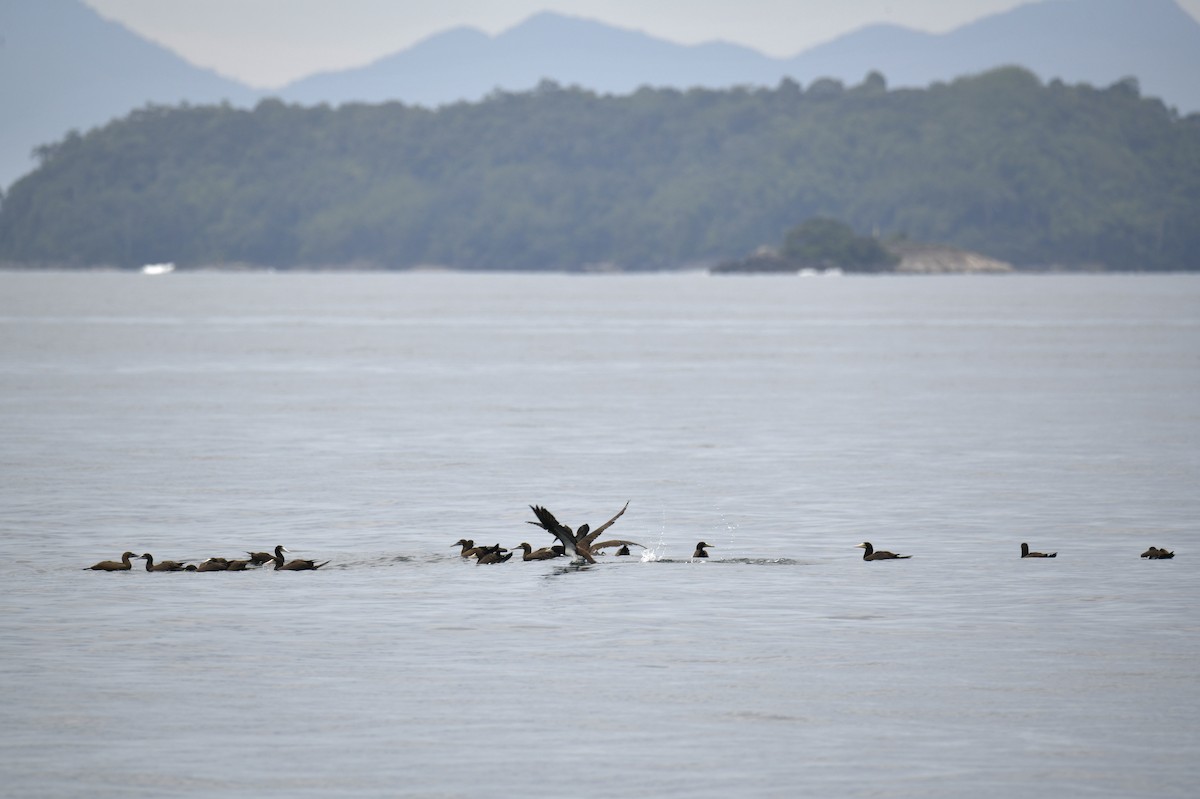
[85,552,137,571]
[453,539,481,558]
[1021,542,1056,558]
[139,553,188,572]
[856,542,910,560]
[515,543,560,561]
[476,545,513,564]
[269,545,328,570]
[575,502,630,551]
[528,505,595,564]
[592,539,644,554]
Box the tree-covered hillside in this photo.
[2,68,1197,270]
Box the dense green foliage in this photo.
[2,68,1198,270]
[781,217,899,271]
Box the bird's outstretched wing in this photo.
[591,539,644,551]
[578,501,630,548]
[529,505,576,547]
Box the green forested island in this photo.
[2,67,1198,271]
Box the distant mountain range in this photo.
[3,0,1200,190]
[0,0,257,190]
[276,0,1200,111]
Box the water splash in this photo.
[715,502,739,557]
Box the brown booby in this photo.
[1142,546,1175,559]
[856,542,911,560]
[527,501,629,565]
[453,539,480,558]
[85,552,137,571]
[514,542,561,561]
[246,550,276,566]
[476,545,513,564]
[1020,543,1057,558]
[139,553,189,572]
[692,542,712,558]
[269,545,329,570]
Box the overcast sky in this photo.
[83,0,1200,89]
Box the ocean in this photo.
[1,270,1197,797]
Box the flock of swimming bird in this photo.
[84,502,1179,571]
[84,544,327,572]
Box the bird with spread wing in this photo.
[527,501,634,565]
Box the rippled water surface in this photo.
[1,271,1198,797]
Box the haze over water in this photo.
[1,271,1197,797]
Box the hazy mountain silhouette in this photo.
[276,1,1200,113]
[0,0,255,189]
[276,12,789,107]
[3,0,1199,190]
[786,0,1200,108]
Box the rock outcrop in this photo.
[887,241,1014,273]
[711,240,1014,274]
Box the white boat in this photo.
[141,262,175,275]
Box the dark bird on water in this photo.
[246,550,276,566]
[269,544,329,571]
[592,539,644,555]
[453,539,481,558]
[1021,543,1057,558]
[85,552,138,571]
[476,545,513,564]
[527,501,629,565]
[856,542,911,561]
[196,558,230,572]
[1141,546,1175,559]
[514,542,560,561]
[692,542,712,558]
[139,553,188,572]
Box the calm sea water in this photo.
[1,271,1197,798]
